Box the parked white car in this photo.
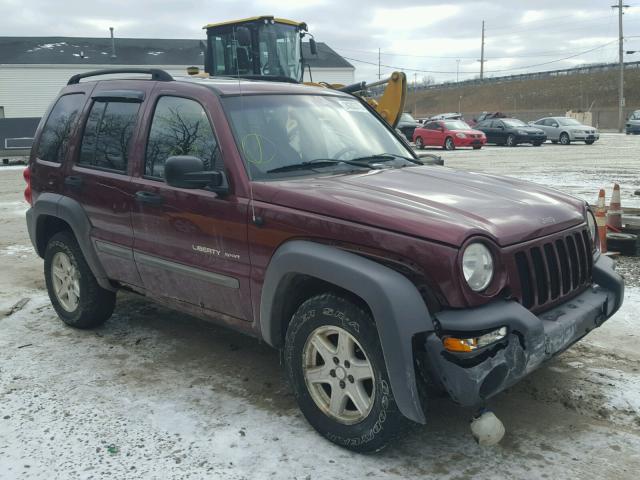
[530,117,599,145]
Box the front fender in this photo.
[260,240,433,424]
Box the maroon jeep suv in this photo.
[25,68,624,452]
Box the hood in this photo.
[516,126,545,134]
[254,167,586,248]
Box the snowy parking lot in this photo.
[1,134,639,479]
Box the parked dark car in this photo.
[24,69,623,453]
[626,110,640,134]
[475,118,547,146]
[396,112,420,141]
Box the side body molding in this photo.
[26,192,114,291]
[260,240,433,424]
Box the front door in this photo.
[130,92,252,321]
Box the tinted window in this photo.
[145,97,221,178]
[490,120,503,128]
[502,119,526,127]
[535,119,546,125]
[424,122,438,130]
[79,101,140,172]
[37,94,85,163]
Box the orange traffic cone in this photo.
[596,188,607,253]
[606,183,623,231]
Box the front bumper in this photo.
[626,124,640,134]
[423,254,623,407]
[516,134,547,144]
[456,137,486,147]
[570,132,599,141]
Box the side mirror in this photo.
[165,156,228,195]
[309,38,318,56]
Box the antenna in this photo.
[231,26,259,225]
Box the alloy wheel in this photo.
[51,251,80,312]
[302,325,375,425]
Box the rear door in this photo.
[130,89,252,321]
[63,81,149,287]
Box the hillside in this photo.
[405,65,640,128]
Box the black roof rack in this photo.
[67,68,174,85]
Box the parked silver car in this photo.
[626,110,640,135]
[530,117,599,145]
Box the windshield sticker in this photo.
[338,100,368,113]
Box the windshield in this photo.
[503,119,526,127]
[631,111,640,120]
[444,120,470,130]
[223,94,414,180]
[258,23,302,81]
[557,118,582,126]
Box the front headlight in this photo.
[462,243,494,292]
[587,209,598,251]
[517,129,528,135]
[456,133,467,139]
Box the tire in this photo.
[444,137,455,150]
[415,137,424,150]
[284,293,410,452]
[44,231,116,328]
[506,134,517,147]
[559,132,570,145]
[585,139,595,145]
[606,233,637,256]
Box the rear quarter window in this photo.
[36,93,85,163]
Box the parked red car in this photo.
[413,119,487,150]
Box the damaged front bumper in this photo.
[423,254,624,407]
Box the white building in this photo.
[0,36,355,119]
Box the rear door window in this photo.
[144,96,222,179]
[78,101,140,173]
[37,93,85,163]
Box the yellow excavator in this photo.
[197,16,407,128]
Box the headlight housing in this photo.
[517,129,528,135]
[462,242,494,292]
[456,132,467,139]
[587,209,598,251]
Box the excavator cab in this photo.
[203,16,315,83]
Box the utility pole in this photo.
[612,1,629,132]
[378,48,381,80]
[456,59,460,83]
[480,20,485,81]
[414,72,418,115]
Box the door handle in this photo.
[64,175,83,189]
[135,191,164,205]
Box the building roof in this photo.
[0,36,353,69]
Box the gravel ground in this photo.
[1,134,639,479]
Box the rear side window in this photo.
[145,96,221,179]
[37,94,85,163]
[79,101,140,173]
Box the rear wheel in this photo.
[284,293,409,452]
[444,137,455,150]
[506,134,517,147]
[44,231,115,328]
[415,137,424,149]
[559,132,571,145]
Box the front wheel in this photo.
[284,294,409,452]
[506,134,517,147]
[559,132,571,145]
[415,137,424,149]
[44,231,116,328]
[444,137,455,150]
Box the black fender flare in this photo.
[260,240,433,424]
[26,192,114,291]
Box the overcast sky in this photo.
[3,0,640,82]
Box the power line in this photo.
[341,40,618,75]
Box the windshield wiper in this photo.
[349,153,423,165]
[266,159,374,174]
